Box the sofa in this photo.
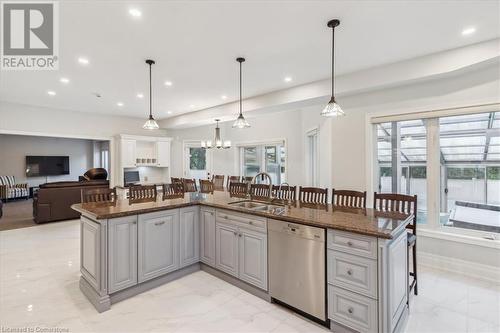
[0,176,29,201]
[33,180,109,223]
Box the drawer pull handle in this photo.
[155,221,165,226]
[348,307,354,314]
[347,269,353,276]
[248,221,253,225]
[224,216,228,219]
[347,241,353,246]
[239,233,242,237]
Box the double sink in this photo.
[228,200,286,214]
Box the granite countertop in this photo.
[72,191,411,239]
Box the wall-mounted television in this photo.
[26,156,70,177]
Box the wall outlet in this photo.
[144,176,148,182]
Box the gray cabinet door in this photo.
[215,221,239,277]
[200,208,216,266]
[138,210,180,283]
[108,216,138,293]
[180,207,200,268]
[238,227,268,290]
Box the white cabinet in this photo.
[216,221,239,277]
[138,210,180,283]
[156,140,170,167]
[200,207,216,266]
[238,228,268,290]
[108,216,138,293]
[121,139,137,168]
[215,210,268,290]
[180,207,199,268]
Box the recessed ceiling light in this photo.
[284,76,292,82]
[117,102,124,107]
[78,57,89,65]
[136,93,144,98]
[128,8,142,18]
[190,104,195,108]
[221,95,227,100]
[164,81,173,86]
[59,77,69,84]
[462,27,476,36]
[47,91,56,96]
[167,111,172,114]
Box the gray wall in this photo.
[0,134,94,187]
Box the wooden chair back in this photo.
[81,187,116,203]
[171,177,182,185]
[373,192,417,234]
[229,182,248,198]
[299,186,328,204]
[162,183,184,199]
[272,185,297,202]
[183,178,197,192]
[332,189,367,208]
[226,176,240,188]
[129,185,157,200]
[212,175,225,191]
[200,180,215,194]
[250,184,271,201]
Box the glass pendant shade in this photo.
[320,97,345,117]
[143,116,159,130]
[232,113,250,129]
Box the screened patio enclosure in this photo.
[377,111,500,233]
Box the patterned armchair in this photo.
[0,176,29,201]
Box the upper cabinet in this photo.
[117,135,172,169]
[156,140,170,167]
[120,139,137,168]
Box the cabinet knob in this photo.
[347,269,353,276]
[155,221,165,226]
[347,241,353,246]
[233,231,238,236]
[248,221,253,225]
[348,307,354,314]
[132,221,137,225]
[239,233,242,237]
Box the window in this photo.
[376,121,428,224]
[439,112,500,233]
[240,142,286,184]
[373,110,500,236]
[306,129,319,186]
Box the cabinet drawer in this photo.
[328,285,378,333]
[327,250,377,298]
[327,229,377,259]
[216,209,267,232]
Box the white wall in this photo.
[0,134,94,187]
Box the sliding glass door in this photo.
[240,142,286,184]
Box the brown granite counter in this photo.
[72,191,411,239]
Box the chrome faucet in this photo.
[251,172,273,201]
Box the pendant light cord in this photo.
[239,60,242,116]
[331,25,335,99]
[149,62,152,118]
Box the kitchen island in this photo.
[72,191,411,333]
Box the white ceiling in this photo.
[1,0,498,120]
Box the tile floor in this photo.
[0,220,498,333]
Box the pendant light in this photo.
[321,19,345,117]
[143,59,160,130]
[232,57,250,128]
[201,119,231,149]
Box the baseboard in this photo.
[419,251,500,284]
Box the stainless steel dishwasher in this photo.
[268,219,326,321]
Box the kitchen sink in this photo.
[228,200,285,213]
[228,200,267,210]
